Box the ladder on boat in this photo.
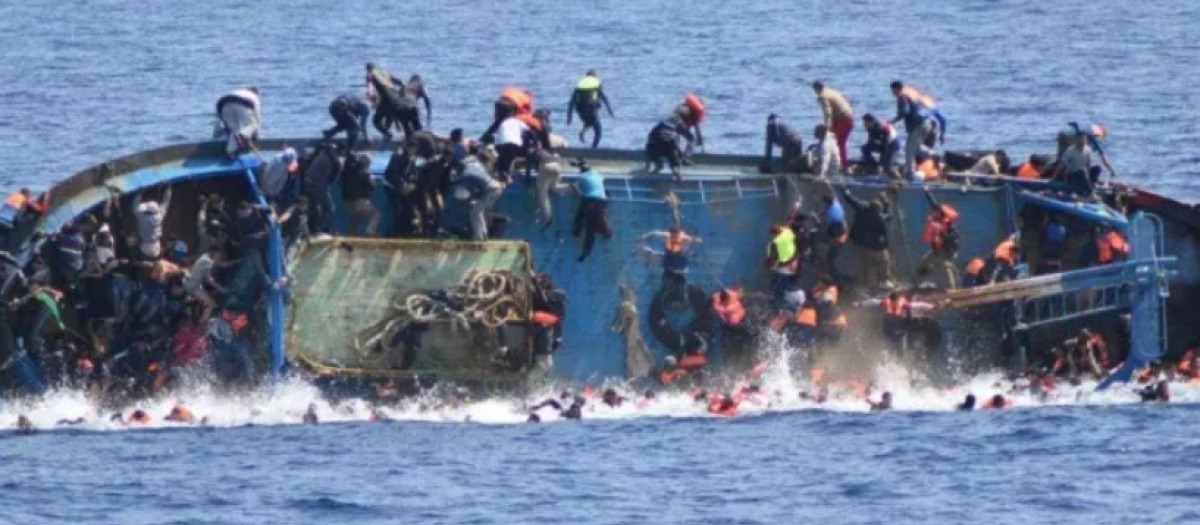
[933,213,1175,389]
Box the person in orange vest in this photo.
[980,394,1011,409]
[789,300,820,348]
[962,256,988,288]
[1176,343,1200,380]
[674,94,706,153]
[858,288,935,353]
[1014,154,1051,179]
[657,355,689,386]
[0,188,49,246]
[678,335,709,373]
[916,188,960,288]
[639,226,702,297]
[522,273,566,381]
[708,393,739,416]
[481,86,535,142]
[1086,226,1130,267]
[812,277,847,342]
[164,404,196,423]
[983,235,1022,284]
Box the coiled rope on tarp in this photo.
[353,270,530,363]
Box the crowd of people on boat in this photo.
[0,64,1183,425]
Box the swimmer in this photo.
[16,415,34,435]
[981,394,1010,410]
[529,396,585,420]
[127,410,151,425]
[56,417,86,427]
[302,403,320,424]
[601,388,625,408]
[164,405,196,423]
[708,394,739,416]
[957,394,976,411]
[867,392,893,412]
[1136,380,1170,403]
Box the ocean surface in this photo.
[2,0,1200,523]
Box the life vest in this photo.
[575,76,601,105]
[770,228,797,264]
[683,93,706,125]
[883,296,910,318]
[795,306,818,328]
[516,112,544,132]
[168,405,195,422]
[922,205,958,252]
[679,351,708,370]
[993,238,1018,265]
[221,310,250,334]
[659,368,688,386]
[1096,231,1129,264]
[3,192,28,210]
[501,87,533,114]
[899,86,938,110]
[826,311,848,329]
[1016,161,1040,179]
[711,290,746,326]
[531,310,560,327]
[965,257,986,277]
[708,395,738,416]
[916,158,941,180]
[981,396,1011,409]
[665,233,687,253]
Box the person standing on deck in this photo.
[840,187,893,294]
[813,125,842,179]
[571,159,612,261]
[322,94,371,152]
[888,81,938,176]
[860,114,901,177]
[482,87,535,143]
[917,188,961,288]
[1056,122,1116,181]
[763,114,804,173]
[1052,125,1110,196]
[638,226,702,298]
[567,70,615,148]
[214,87,261,156]
[812,81,854,169]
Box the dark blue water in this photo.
[3,0,1200,523]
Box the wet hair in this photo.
[862,113,877,124]
[769,225,783,235]
[991,394,1006,407]
[812,80,825,91]
[890,80,904,92]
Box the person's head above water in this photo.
[959,394,976,410]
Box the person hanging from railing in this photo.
[982,234,1022,285]
[819,181,849,283]
[638,226,702,298]
[567,70,615,149]
[322,94,372,152]
[1082,225,1130,267]
[214,86,261,156]
[856,287,936,355]
[916,188,960,289]
[763,114,805,174]
[812,276,847,344]
[859,114,901,178]
[840,187,893,295]
[570,159,612,261]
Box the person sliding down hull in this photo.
[322,94,371,152]
[214,87,261,156]
[571,159,612,262]
[567,70,615,148]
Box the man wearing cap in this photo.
[764,114,804,173]
[259,148,300,207]
[214,87,261,156]
[322,94,371,152]
[133,185,172,260]
[571,159,611,261]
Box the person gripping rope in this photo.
[638,226,702,298]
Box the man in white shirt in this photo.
[494,116,528,183]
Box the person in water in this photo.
[567,70,615,148]
[302,403,319,424]
[1136,380,1170,403]
[957,394,976,411]
[15,415,34,435]
[528,395,585,421]
[867,392,893,411]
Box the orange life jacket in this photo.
[708,396,738,416]
[3,192,28,209]
[922,205,958,251]
[795,306,818,327]
[222,310,250,333]
[679,351,708,370]
[129,411,151,424]
[1016,161,1040,179]
[169,405,195,422]
[1086,333,1109,368]
[810,367,827,384]
[659,368,688,386]
[665,233,687,253]
[516,112,544,132]
[883,296,909,318]
[993,239,1018,265]
[916,158,941,180]
[501,87,533,114]
[1096,231,1129,264]
[531,310,560,327]
[1178,350,1198,376]
[683,93,706,125]
[965,257,986,276]
[711,290,746,326]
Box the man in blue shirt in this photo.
[570,159,612,261]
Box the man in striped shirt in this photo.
[812,81,854,169]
